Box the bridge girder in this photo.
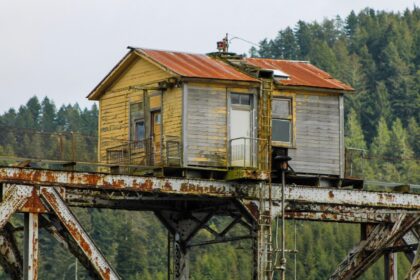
[0,167,419,280]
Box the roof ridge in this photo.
[247,57,310,64]
[128,46,206,56]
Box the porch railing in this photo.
[106,136,181,167]
[228,137,269,170]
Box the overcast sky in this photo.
[0,0,418,113]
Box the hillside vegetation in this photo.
[0,7,418,279]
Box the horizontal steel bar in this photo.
[0,167,419,211]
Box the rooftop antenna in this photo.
[217,33,229,53]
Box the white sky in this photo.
[0,0,418,113]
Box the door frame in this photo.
[150,109,162,166]
[227,92,257,168]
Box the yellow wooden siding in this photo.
[98,57,172,163]
[162,87,182,165]
[107,57,172,93]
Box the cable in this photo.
[229,34,260,48]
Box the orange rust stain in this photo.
[131,179,153,191]
[85,174,100,186]
[162,181,173,191]
[180,183,223,194]
[328,191,334,199]
[20,188,48,213]
[44,170,56,182]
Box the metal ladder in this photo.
[257,78,274,279]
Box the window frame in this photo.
[230,93,253,109]
[271,95,295,148]
[129,101,145,147]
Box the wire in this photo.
[229,34,260,48]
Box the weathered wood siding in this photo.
[98,57,171,163]
[186,86,227,167]
[288,94,341,175]
[162,87,182,165]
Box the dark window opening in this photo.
[272,119,291,143]
[231,93,251,105]
[272,98,292,144]
[135,121,145,141]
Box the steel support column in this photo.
[23,213,38,280]
[173,232,189,280]
[156,210,215,280]
[384,252,397,280]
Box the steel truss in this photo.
[0,167,418,279]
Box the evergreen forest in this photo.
[0,7,418,280]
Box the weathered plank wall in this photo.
[98,57,171,163]
[186,86,227,167]
[288,93,341,175]
[162,87,182,165]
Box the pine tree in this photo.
[40,97,57,132]
[407,118,419,157]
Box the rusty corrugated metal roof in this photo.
[245,58,354,91]
[135,48,258,82]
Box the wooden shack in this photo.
[88,47,354,184]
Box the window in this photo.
[135,120,145,141]
[231,93,251,106]
[272,98,293,144]
[130,102,144,144]
[153,112,161,124]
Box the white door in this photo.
[230,109,252,167]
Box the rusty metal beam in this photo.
[330,214,420,280]
[0,167,419,211]
[40,215,105,279]
[0,184,33,229]
[0,223,23,280]
[40,187,120,280]
[284,204,420,224]
[23,213,38,280]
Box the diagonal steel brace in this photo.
[0,223,23,280]
[330,214,420,280]
[40,187,120,280]
[0,184,33,229]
